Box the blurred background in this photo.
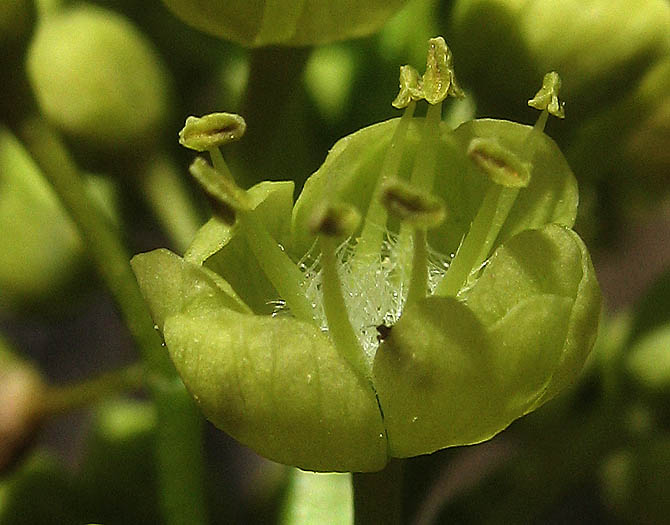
[1,0,670,523]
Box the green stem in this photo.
[436,185,519,297]
[320,236,370,380]
[20,117,208,525]
[41,364,144,416]
[141,152,202,253]
[405,228,428,308]
[353,459,404,525]
[239,211,315,324]
[240,45,311,183]
[352,102,416,268]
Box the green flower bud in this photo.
[133,42,600,472]
[160,0,409,47]
[0,127,82,310]
[449,0,670,117]
[27,5,171,148]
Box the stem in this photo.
[320,236,370,380]
[41,364,144,416]
[405,229,428,309]
[20,117,208,525]
[436,185,519,297]
[239,211,315,324]
[141,153,202,253]
[240,46,311,183]
[353,459,404,525]
[352,102,416,268]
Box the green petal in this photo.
[186,180,294,315]
[373,225,601,457]
[462,224,601,407]
[292,117,577,260]
[373,296,498,457]
[292,118,471,259]
[163,308,387,472]
[453,119,578,236]
[130,248,249,332]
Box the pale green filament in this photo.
[435,185,519,297]
[352,101,416,269]
[238,211,315,324]
[405,228,429,308]
[193,149,315,324]
[394,102,443,292]
[409,102,442,191]
[320,236,371,380]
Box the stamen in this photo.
[435,139,530,297]
[183,121,315,325]
[311,204,370,380]
[381,181,445,308]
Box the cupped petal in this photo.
[131,248,249,331]
[164,308,388,472]
[462,223,601,407]
[374,224,601,458]
[186,180,295,315]
[453,119,579,235]
[373,296,499,458]
[291,118,476,259]
[292,117,578,259]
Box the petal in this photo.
[186,180,295,315]
[131,248,249,331]
[164,308,388,472]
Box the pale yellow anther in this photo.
[528,72,565,119]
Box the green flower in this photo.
[132,41,601,472]
[159,0,408,47]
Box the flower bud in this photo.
[27,5,171,148]
[0,127,82,310]
[160,0,409,47]
[449,0,670,117]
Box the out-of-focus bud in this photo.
[26,4,171,148]
[449,0,670,118]
[160,0,408,47]
[0,338,46,473]
[0,127,82,310]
